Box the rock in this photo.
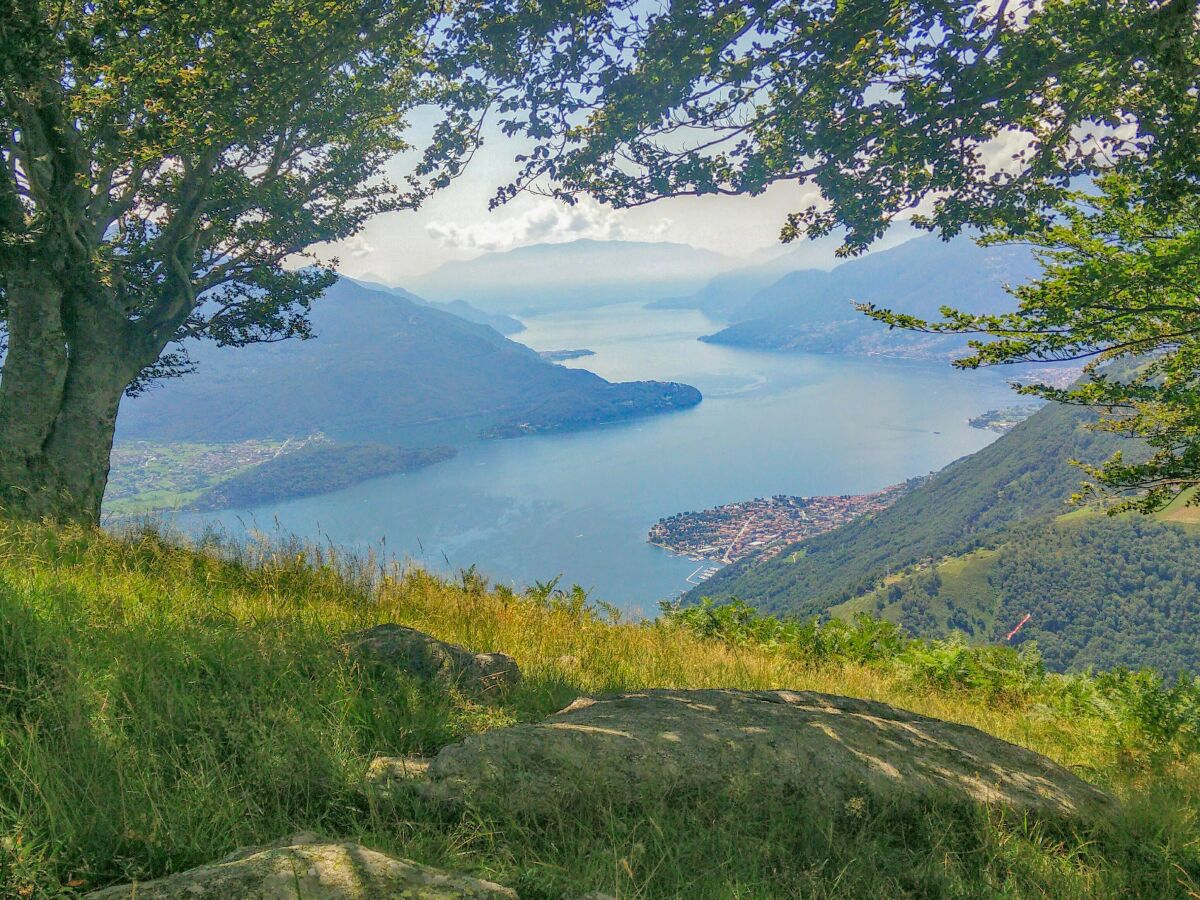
[369,689,1114,823]
[342,624,519,697]
[366,755,432,801]
[86,833,515,899]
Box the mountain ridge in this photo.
[118,278,701,446]
[408,238,734,314]
[699,236,1041,358]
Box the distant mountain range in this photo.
[348,278,525,335]
[647,233,849,319]
[118,278,701,446]
[407,239,733,314]
[697,236,1042,358]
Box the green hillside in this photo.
[4,521,1200,897]
[689,395,1200,675]
[833,516,1200,674]
[691,401,1124,615]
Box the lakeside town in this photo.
[649,478,927,566]
[968,405,1043,434]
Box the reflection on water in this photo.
[179,303,1017,615]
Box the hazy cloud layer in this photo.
[425,196,673,252]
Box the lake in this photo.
[182,303,1017,615]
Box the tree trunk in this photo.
[0,268,137,524]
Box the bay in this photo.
[180,303,1016,616]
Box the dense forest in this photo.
[850,517,1200,674]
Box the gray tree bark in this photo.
[0,264,146,523]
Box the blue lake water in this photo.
[179,303,1017,616]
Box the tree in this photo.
[450,0,1199,503]
[0,0,475,523]
[866,175,1200,512]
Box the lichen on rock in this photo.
[85,833,516,899]
[368,689,1115,824]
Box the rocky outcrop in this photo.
[367,689,1114,823]
[342,624,519,697]
[85,832,515,898]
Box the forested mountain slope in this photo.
[119,279,700,446]
[833,516,1200,674]
[687,401,1124,614]
[689,395,1200,674]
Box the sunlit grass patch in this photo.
[1,520,1198,897]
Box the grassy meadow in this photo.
[1,521,1199,897]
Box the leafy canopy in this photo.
[448,0,1200,506]
[447,0,1198,249]
[867,176,1200,511]
[0,0,476,388]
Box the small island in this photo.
[539,348,596,362]
[650,479,925,564]
[969,405,1043,434]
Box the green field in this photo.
[104,438,453,519]
[104,440,287,517]
[832,547,1002,634]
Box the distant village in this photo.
[968,405,1042,434]
[649,479,925,565]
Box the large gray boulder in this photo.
[86,832,515,899]
[342,624,519,698]
[367,689,1114,823]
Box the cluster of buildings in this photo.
[105,437,308,505]
[968,405,1042,434]
[649,482,918,564]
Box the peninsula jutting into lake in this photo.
[968,405,1042,434]
[649,479,926,565]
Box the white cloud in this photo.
[424,196,673,252]
[345,236,375,259]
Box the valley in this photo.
[169,302,1017,612]
[106,236,1198,671]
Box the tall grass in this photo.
[0,521,1198,897]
